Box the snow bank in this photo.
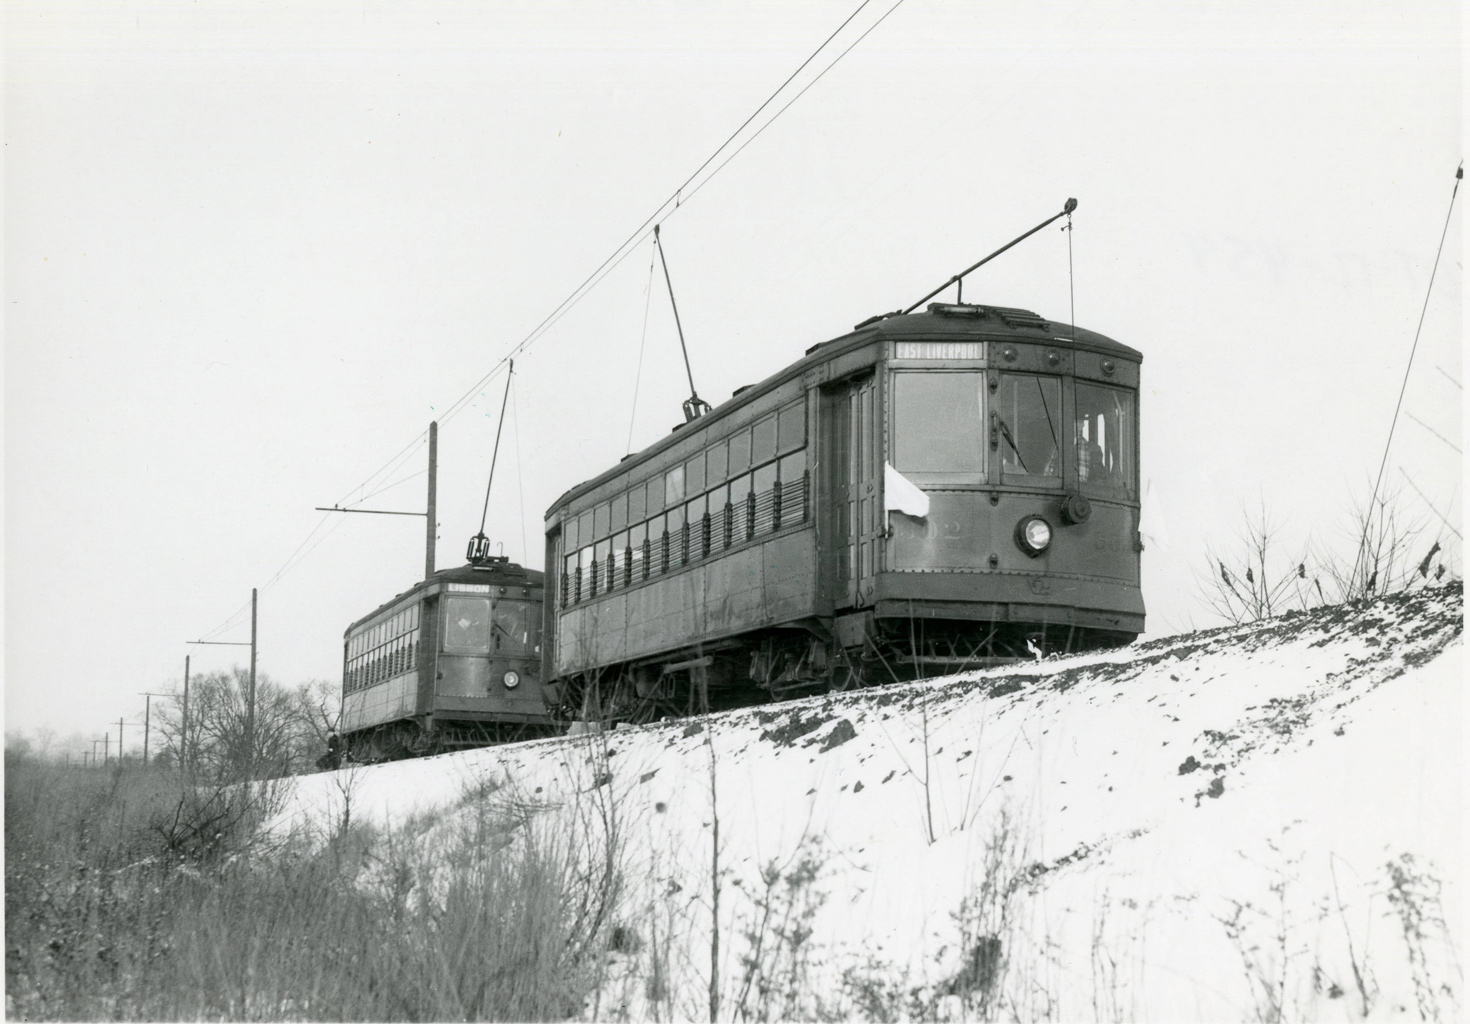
[269,584,1462,1021]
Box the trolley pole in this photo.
[426,420,438,578]
[247,587,257,773]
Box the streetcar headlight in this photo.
[1015,516,1052,557]
[503,670,521,689]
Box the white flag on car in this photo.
[884,462,930,519]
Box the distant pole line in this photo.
[1435,365,1461,389]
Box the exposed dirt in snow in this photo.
[269,584,1463,1021]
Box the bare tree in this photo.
[150,669,337,781]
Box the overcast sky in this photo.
[6,1,1461,742]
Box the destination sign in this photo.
[447,582,492,594]
[894,342,983,360]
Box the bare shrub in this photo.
[1317,485,1446,603]
[1383,853,1461,1022]
[731,839,829,1022]
[1198,502,1316,625]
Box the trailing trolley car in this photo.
[337,557,552,760]
[543,301,1143,720]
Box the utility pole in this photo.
[116,718,125,763]
[189,601,255,775]
[140,692,170,766]
[247,587,257,773]
[183,655,191,771]
[103,732,109,764]
[314,419,437,579]
[426,420,438,578]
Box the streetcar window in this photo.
[595,538,612,578]
[686,452,706,493]
[729,429,751,474]
[665,465,685,507]
[753,415,777,464]
[891,371,986,476]
[593,501,610,540]
[579,545,594,598]
[646,477,665,515]
[777,401,805,454]
[611,493,627,534]
[629,521,646,579]
[444,596,492,653]
[753,460,777,496]
[997,373,1062,480]
[492,599,532,651]
[1074,383,1136,496]
[707,440,728,484]
[778,448,806,482]
[628,483,646,523]
[576,509,593,548]
[612,531,629,588]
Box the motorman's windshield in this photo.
[997,373,1061,481]
[492,600,541,654]
[444,596,491,653]
[1075,382,1136,496]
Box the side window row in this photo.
[565,400,805,549]
[561,449,809,606]
[345,629,420,693]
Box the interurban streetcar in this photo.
[541,300,1143,721]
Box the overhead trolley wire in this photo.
[674,0,908,211]
[397,0,892,439]
[188,0,900,646]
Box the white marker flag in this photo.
[884,461,930,520]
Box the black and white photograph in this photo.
[5,2,1461,1019]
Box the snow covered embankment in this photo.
[274,584,1462,1021]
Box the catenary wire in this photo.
[188,1,898,644]
[1352,164,1461,584]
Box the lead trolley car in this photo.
[543,301,1144,722]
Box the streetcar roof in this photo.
[343,561,544,638]
[545,305,1141,517]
